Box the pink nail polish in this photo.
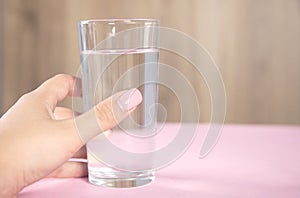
[117,88,143,112]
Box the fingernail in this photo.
[117,88,143,112]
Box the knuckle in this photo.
[19,92,33,102]
[52,74,75,92]
[54,74,73,82]
[54,73,68,79]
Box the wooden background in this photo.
[1,0,300,124]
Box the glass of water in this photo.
[78,19,159,187]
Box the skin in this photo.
[0,74,141,197]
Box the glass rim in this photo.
[79,18,159,25]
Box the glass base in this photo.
[88,167,155,188]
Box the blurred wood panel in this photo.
[1,0,300,124]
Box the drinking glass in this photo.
[78,19,159,188]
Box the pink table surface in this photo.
[19,124,300,198]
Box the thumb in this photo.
[72,88,142,144]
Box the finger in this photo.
[47,161,87,178]
[72,146,87,158]
[75,88,143,143]
[61,88,143,147]
[34,74,82,111]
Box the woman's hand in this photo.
[0,74,142,197]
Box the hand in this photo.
[0,74,143,197]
